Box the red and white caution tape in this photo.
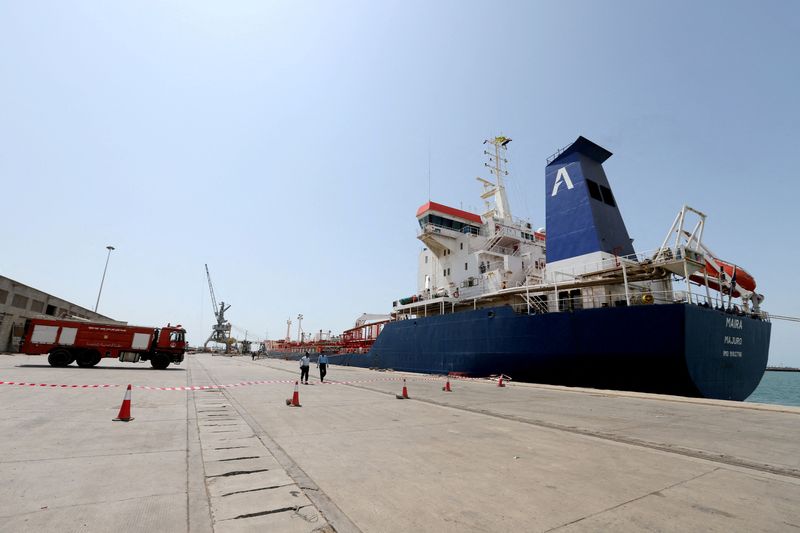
[136,379,295,391]
[0,374,496,391]
[0,380,119,388]
[139,377,434,391]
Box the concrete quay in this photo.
[0,352,798,532]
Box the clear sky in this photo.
[2,1,799,365]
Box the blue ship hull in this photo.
[329,303,771,401]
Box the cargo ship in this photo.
[278,136,771,401]
[266,313,389,357]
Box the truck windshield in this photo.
[169,331,185,342]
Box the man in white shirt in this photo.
[299,352,310,384]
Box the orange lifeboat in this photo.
[688,258,756,297]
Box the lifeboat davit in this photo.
[688,258,756,297]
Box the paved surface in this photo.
[0,352,799,532]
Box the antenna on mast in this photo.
[427,140,432,201]
[477,136,513,221]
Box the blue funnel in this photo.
[545,137,634,264]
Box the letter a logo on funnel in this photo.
[551,167,574,196]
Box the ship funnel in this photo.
[544,136,634,265]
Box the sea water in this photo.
[746,371,800,407]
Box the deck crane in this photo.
[203,264,232,352]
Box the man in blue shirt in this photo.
[317,353,329,383]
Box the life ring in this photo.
[453,289,460,298]
[641,293,654,304]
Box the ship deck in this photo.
[0,352,798,532]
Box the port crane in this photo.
[203,264,233,352]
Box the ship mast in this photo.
[477,136,513,222]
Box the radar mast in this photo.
[477,136,513,222]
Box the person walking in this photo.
[299,352,310,384]
[317,353,328,383]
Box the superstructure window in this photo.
[585,179,617,207]
[570,289,583,310]
[599,185,616,207]
[464,262,468,270]
[558,289,583,312]
[419,214,480,235]
[586,179,602,201]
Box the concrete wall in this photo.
[0,276,121,352]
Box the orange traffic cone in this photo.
[396,379,409,399]
[286,381,301,407]
[497,376,506,388]
[113,384,134,422]
[443,378,452,392]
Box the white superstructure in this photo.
[413,136,546,303]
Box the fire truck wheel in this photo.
[151,355,170,370]
[48,349,72,367]
[77,350,102,368]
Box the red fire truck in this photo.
[20,318,187,369]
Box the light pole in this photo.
[297,314,303,343]
[94,245,115,313]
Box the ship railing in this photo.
[545,246,695,283]
[511,215,534,231]
[492,214,534,230]
[673,290,767,319]
[476,259,507,276]
[489,219,545,245]
[546,144,570,165]
[491,223,521,238]
[413,281,489,303]
[513,287,768,320]
[487,244,516,256]
[454,284,490,300]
